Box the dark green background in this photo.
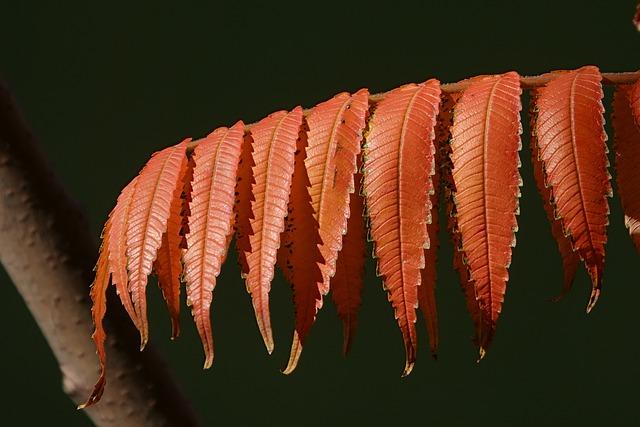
[1,1,638,425]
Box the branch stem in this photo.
[0,81,201,427]
[187,69,640,150]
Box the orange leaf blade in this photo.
[183,123,244,368]
[235,132,256,276]
[418,94,455,358]
[108,176,141,330]
[533,66,610,312]
[126,139,189,348]
[450,72,522,355]
[530,92,580,300]
[154,152,193,340]
[419,203,439,357]
[613,85,640,253]
[277,125,324,374]
[306,89,369,292]
[630,79,640,127]
[363,80,441,375]
[440,92,485,345]
[447,198,484,349]
[80,220,112,409]
[243,108,303,353]
[279,90,369,372]
[331,168,367,355]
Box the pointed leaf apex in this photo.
[139,326,149,351]
[586,288,601,314]
[342,319,354,356]
[203,353,214,370]
[170,321,180,340]
[281,331,302,374]
[401,359,415,377]
[263,332,275,355]
[478,346,487,362]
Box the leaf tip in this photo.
[586,288,601,314]
[281,363,297,376]
[254,306,275,354]
[78,375,106,410]
[281,332,302,374]
[586,265,602,313]
[263,334,275,355]
[401,359,415,377]
[170,320,180,341]
[203,354,214,370]
[139,333,148,352]
[477,346,487,362]
[280,352,300,374]
[341,319,355,356]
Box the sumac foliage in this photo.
[449,72,522,356]
[82,66,640,407]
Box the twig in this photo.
[185,69,640,150]
[442,70,640,92]
[0,80,201,427]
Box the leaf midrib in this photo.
[397,86,423,351]
[195,129,230,348]
[110,177,139,328]
[255,112,291,333]
[567,71,597,259]
[132,146,179,341]
[481,77,501,323]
